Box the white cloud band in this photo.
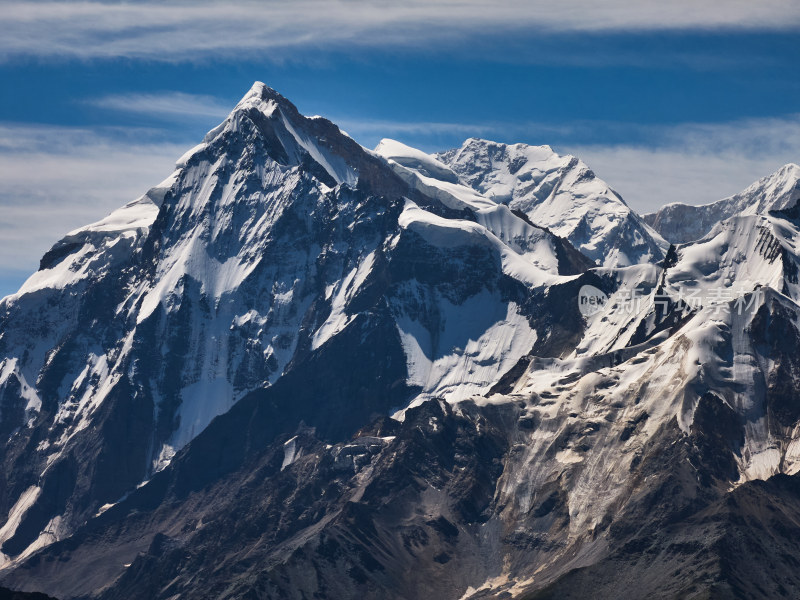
[1,1,798,62]
[87,93,231,119]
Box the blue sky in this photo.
[1,1,799,298]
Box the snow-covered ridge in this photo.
[644,163,800,244]
[375,138,459,183]
[376,138,572,274]
[496,203,800,496]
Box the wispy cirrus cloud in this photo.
[86,92,231,120]
[1,1,799,63]
[569,114,800,213]
[0,123,187,296]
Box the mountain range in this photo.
[1,83,800,599]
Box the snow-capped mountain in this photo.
[435,138,668,267]
[1,83,800,600]
[644,162,800,244]
[0,83,595,572]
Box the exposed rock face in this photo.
[2,83,800,600]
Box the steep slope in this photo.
[523,473,800,600]
[644,163,800,244]
[0,83,594,571]
[436,138,668,267]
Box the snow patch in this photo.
[397,295,537,406]
[0,486,41,568]
[281,436,302,471]
[312,251,376,350]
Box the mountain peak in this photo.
[437,137,667,266]
[235,80,288,110]
[776,162,800,175]
[732,161,800,207]
[189,81,364,188]
[243,80,276,98]
[459,136,556,156]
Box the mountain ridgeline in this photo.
[1,83,800,599]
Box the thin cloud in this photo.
[568,115,800,213]
[0,124,187,293]
[1,1,798,62]
[87,92,231,120]
[337,117,577,138]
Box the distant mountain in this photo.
[1,83,800,600]
[644,162,800,244]
[434,138,668,267]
